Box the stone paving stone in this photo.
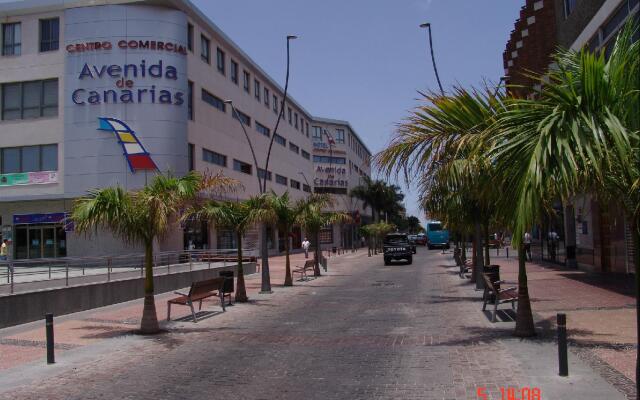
[0,249,629,399]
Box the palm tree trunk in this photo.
[140,241,159,334]
[470,234,477,283]
[313,232,321,276]
[235,232,248,302]
[284,227,292,286]
[514,242,536,337]
[474,221,485,290]
[260,224,272,293]
[484,222,491,266]
[632,222,639,387]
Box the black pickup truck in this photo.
[383,233,413,265]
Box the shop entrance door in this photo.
[15,224,66,259]
[28,227,42,258]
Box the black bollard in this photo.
[557,313,568,376]
[45,313,55,364]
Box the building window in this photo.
[187,23,194,52]
[264,88,270,107]
[301,149,310,160]
[203,148,227,167]
[275,174,288,185]
[2,23,21,56]
[299,118,304,132]
[335,129,345,144]
[290,179,300,190]
[319,226,334,244]
[2,79,58,120]
[273,95,278,113]
[188,143,195,171]
[216,47,225,75]
[254,79,261,101]
[230,60,239,84]
[312,126,322,139]
[256,121,270,137]
[200,35,210,63]
[306,122,309,137]
[233,159,252,175]
[288,107,292,124]
[1,144,58,174]
[564,0,577,18]
[243,70,250,93]
[315,187,348,195]
[188,81,194,120]
[39,18,59,52]
[303,183,311,193]
[258,168,272,181]
[232,109,251,126]
[289,142,299,154]
[201,89,226,113]
[294,112,299,129]
[274,133,286,146]
[313,155,346,164]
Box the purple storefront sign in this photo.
[13,213,67,225]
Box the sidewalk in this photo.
[0,249,360,372]
[486,251,636,388]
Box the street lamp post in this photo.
[227,35,297,295]
[419,22,444,96]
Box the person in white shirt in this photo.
[524,232,532,261]
[302,238,310,258]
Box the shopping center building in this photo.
[0,0,371,259]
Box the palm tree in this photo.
[184,196,271,303]
[295,195,351,276]
[72,171,235,334]
[264,191,317,286]
[492,21,638,341]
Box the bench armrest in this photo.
[499,286,517,293]
[173,291,189,297]
[493,280,506,285]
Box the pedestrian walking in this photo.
[302,238,310,259]
[360,236,366,248]
[0,239,8,261]
[524,232,532,261]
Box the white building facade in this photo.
[0,0,371,259]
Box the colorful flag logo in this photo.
[97,117,158,173]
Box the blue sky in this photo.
[193,0,523,225]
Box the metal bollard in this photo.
[45,313,55,364]
[558,313,568,376]
[506,247,509,258]
[10,265,14,294]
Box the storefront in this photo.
[12,213,69,259]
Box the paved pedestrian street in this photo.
[0,249,629,400]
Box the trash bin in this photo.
[219,270,234,305]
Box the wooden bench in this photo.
[292,259,315,281]
[481,273,518,322]
[453,251,472,278]
[167,277,225,322]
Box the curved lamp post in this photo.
[227,35,298,295]
[420,22,444,96]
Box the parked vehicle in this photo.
[383,233,413,265]
[414,233,428,246]
[425,221,450,249]
[488,233,503,249]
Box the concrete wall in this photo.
[0,262,255,329]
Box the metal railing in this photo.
[0,249,257,295]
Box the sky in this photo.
[191,0,523,225]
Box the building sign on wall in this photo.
[0,171,58,187]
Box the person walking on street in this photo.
[0,239,8,261]
[302,237,310,259]
[524,232,532,261]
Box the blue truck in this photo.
[425,221,450,249]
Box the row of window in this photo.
[201,146,309,192]
[312,155,347,164]
[585,0,639,57]
[197,84,312,162]
[1,79,58,121]
[2,18,59,56]
[0,144,58,174]
[188,22,310,138]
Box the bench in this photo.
[292,259,315,281]
[167,277,225,322]
[453,250,472,278]
[481,273,518,322]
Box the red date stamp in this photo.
[477,387,542,400]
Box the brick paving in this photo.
[0,248,629,399]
